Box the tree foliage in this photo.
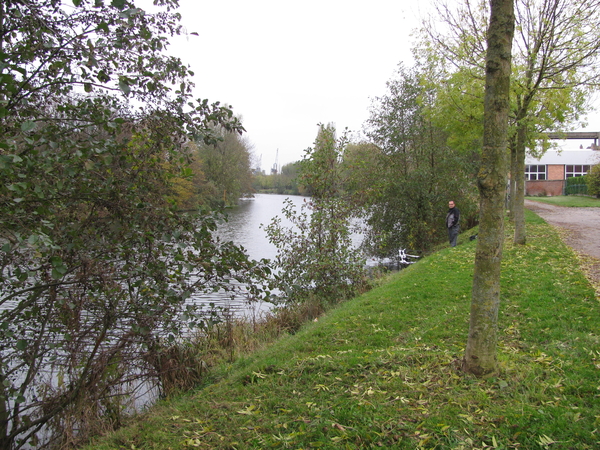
[586,164,600,198]
[416,0,600,245]
[351,65,479,256]
[253,162,302,195]
[265,125,368,306]
[194,125,255,206]
[420,67,486,155]
[0,1,268,447]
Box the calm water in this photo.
[191,194,310,316]
[199,193,395,315]
[216,193,308,263]
[217,193,368,260]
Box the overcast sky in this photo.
[143,0,423,171]
[144,0,599,171]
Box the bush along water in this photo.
[264,124,370,308]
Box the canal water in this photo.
[197,193,308,316]
[200,193,372,316]
[216,193,308,263]
[216,193,371,262]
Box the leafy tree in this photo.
[264,125,368,306]
[417,0,600,245]
[464,0,514,375]
[252,171,274,192]
[0,0,268,447]
[340,141,382,208]
[275,162,302,195]
[421,68,486,155]
[195,125,255,206]
[252,162,302,195]
[586,165,600,198]
[354,65,479,256]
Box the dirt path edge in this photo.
[524,199,600,297]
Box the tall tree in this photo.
[275,162,301,194]
[464,0,514,375]
[195,125,255,206]
[417,0,600,245]
[0,1,267,447]
[352,65,479,256]
[265,124,368,306]
[508,0,597,244]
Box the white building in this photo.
[525,133,600,196]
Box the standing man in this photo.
[446,200,460,247]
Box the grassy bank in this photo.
[525,195,600,207]
[87,210,600,449]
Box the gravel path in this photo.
[524,199,600,291]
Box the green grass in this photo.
[526,195,600,207]
[87,211,600,449]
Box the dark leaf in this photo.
[118,78,131,95]
[111,0,127,9]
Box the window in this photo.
[525,165,546,180]
[565,165,590,178]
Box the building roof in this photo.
[526,149,600,165]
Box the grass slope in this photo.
[88,211,600,449]
[525,196,600,207]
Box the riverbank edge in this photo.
[86,209,600,449]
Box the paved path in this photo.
[524,199,600,288]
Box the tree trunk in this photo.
[464,0,514,376]
[0,363,8,449]
[513,121,527,245]
[508,137,517,220]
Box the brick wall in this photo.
[547,165,564,180]
[526,179,564,196]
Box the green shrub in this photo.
[565,174,588,195]
[586,165,600,197]
[264,125,370,307]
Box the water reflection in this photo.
[197,194,402,315]
[217,194,308,262]
[191,194,308,316]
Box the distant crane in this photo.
[271,149,279,175]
